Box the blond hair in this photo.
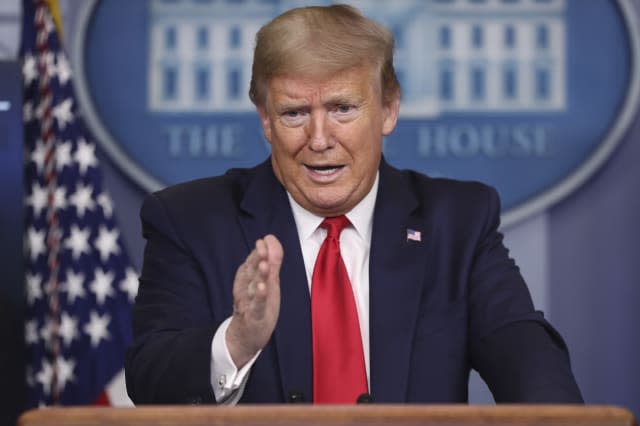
[249,4,400,106]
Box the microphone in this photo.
[287,391,306,403]
[356,393,374,403]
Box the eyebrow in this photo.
[274,101,309,114]
[274,93,364,112]
[325,94,362,105]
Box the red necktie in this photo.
[311,215,368,403]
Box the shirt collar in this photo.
[287,172,379,243]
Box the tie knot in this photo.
[321,215,350,239]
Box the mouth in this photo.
[305,164,345,174]
[304,164,345,181]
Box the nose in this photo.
[306,111,333,151]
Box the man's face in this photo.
[257,66,400,217]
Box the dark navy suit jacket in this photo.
[125,159,582,404]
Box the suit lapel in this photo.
[238,160,312,402]
[369,161,428,402]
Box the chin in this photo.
[307,197,350,216]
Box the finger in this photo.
[234,237,278,317]
[247,243,270,309]
[238,237,269,281]
[262,235,284,284]
[238,248,260,281]
[245,239,270,280]
[263,235,284,268]
[255,238,268,261]
[250,280,268,319]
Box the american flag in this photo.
[21,0,137,407]
[406,228,422,242]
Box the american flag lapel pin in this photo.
[406,228,422,242]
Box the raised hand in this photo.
[226,235,283,368]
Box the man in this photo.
[125,4,582,405]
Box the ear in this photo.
[381,91,400,136]
[257,105,272,143]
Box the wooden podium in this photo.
[17,405,637,426]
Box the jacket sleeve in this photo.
[467,186,583,403]
[124,192,219,404]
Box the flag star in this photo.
[69,183,96,217]
[34,101,45,121]
[84,311,111,347]
[39,319,55,347]
[25,320,39,345]
[53,98,74,130]
[64,224,91,259]
[22,52,38,85]
[56,357,76,392]
[56,53,72,85]
[36,360,54,395]
[42,279,55,298]
[75,138,98,175]
[120,267,139,303]
[30,139,48,173]
[53,186,67,211]
[59,313,79,346]
[95,226,121,262]
[90,268,114,305]
[26,227,46,261]
[62,269,86,303]
[26,272,43,305]
[97,193,114,218]
[25,183,48,217]
[56,140,74,171]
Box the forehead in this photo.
[266,66,380,104]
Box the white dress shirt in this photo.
[210,173,379,403]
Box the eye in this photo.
[331,104,358,122]
[336,104,354,114]
[280,109,307,127]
